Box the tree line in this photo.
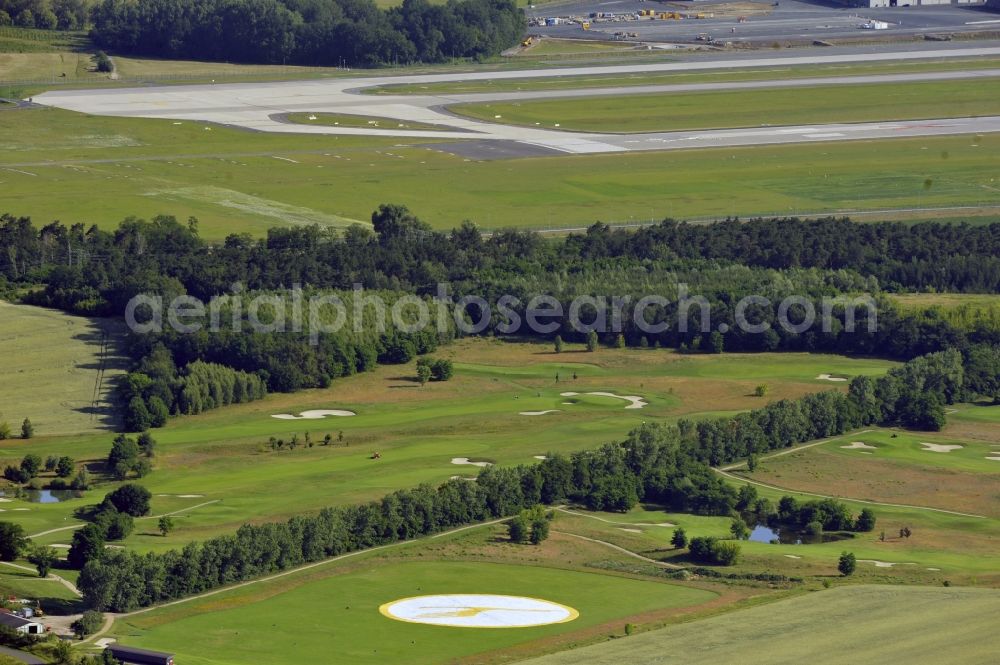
[72,363,896,611]
[0,0,90,30]
[87,0,525,67]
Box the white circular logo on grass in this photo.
[379,594,579,628]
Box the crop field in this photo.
[0,326,898,551]
[451,78,1000,133]
[0,301,125,435]
[1,107,998,238]
[521,585,1000,665]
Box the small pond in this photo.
[0,489,84,503]
[749,523,853,545]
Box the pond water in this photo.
[748,523,853,545]
[0,489,84,503]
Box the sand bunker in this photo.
[619,528,642,533]
[841,441,877,450]
[559,391,647,409]
[858,559,917,568]
[157,493,205,498]
[985,456,1000,462]
[272,409,356,420]
[451,458,492,467]
[919,442,963,453]
[380,593,578,628]
[817,374,848,382]
[927,567,941,571]
[784,554,802,559]
[0,498,10,503]
[520,410,560,416]
[533,455,548,460]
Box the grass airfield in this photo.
[2,105,997,237]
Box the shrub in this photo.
[104,483,152,516]
[72,610,105,639]
[838,551,856,576]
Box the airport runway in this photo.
[35,45,1000,156]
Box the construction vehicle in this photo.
[582,21,590,30]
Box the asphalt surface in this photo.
[0,646,45,665]
[529,0,1000,44]
[34,44,1000,156]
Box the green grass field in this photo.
[0,319,899,552]
[451,78,1000,133]
[0,301,125,435]
[520,585,1000,665]
[283,112,449,131]
[369,57,1000,95]
[732,423,1000,517]
[1,107,997,238]
[115,560,716,665]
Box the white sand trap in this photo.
[842,441,877,450]
[0,498,10,503]
[451,457,492,467]
[177,494,204,498]
[784,554,802,559]
[533,455,548,460]
[927,567,941,571]
[520,410,560,416]
[985,456,1000,462]
[272,409,356,420]
[559,391,647,409]
[95,639,117,648]
[619,528,642,533]
[919,442,963,453]
[561,402,574,405]
[11,508,29,511]
[858,559,917,568]
[380,594,578,628]
[817,374,848,382]
[51,544,71,549]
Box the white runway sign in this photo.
[379,594,579,628]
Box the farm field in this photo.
[1,107,998,238]
[0,301,125,435]
[0,321,899,552]
[520,585,1000,665]
[450,78,1000,133]
[370,56,1000,95]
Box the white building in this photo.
[0,611,44,635]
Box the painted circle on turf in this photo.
[379,594,579,628]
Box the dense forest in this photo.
[0,0,90,29]
[2,211,999,425]
[86,0,525,66]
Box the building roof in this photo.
[0,612,40,630]
[106,644,175,658]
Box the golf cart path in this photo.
[553,531,683,569]
[80,515,509,644]
[28,500,221,539]
[0,560,81,597]
[35,46,1000,155]
[555,507,674,527]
